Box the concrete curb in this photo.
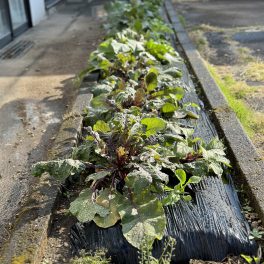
[0,80,96,264]
[164,0,264,222]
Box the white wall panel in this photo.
[29,0,46,26]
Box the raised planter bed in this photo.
[6,0,261,263]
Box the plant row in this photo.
[32,0,230,251]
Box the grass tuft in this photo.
[207,63,255,136]
[242,60,264,82]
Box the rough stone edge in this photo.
[164,0,264,222]
[0,78,97,264]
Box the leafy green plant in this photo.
[240,254,261,264]
[70,249,111,264]
[32,0,231,253]
[139,236,176,264]
[249,228,264,240]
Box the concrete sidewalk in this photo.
[0,0,104,246]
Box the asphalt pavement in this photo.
[173,0,264,59]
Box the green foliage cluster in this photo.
[32,0,230,252]
[70,250,111,264]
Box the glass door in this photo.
[0,0,30,49]
[8,0,29,37]
[0,1,12,48]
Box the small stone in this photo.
[63,242,69,247]
[251,221,259,228]
[258,226,264,231]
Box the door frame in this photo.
[0,0,31,49]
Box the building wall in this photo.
[29,0,46,26]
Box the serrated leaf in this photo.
[93,120,110,133]
[141,117,166,137]
[32,159,86,180]
[69,189,109,223]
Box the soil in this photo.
[41,189,77,264]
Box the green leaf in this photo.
[162,67,182,78]
[240,254,253,264]
[98,39,115,57]
[93,189,120,228]
[32,159,86,180]
[69,189,109,223]
[161,102,177,113]
[111,39,131,54]
[162,192,181,206]
[141,164,169,184]
[145,68,158,92]
[183,195,192,202]
[133,19,142,32]
[126,168,152,192]
[141,117,166,137]
[90,83,114,96]
[93,120,110,133]
[91,94,110,111]
[186,111,199,119]
[187,176,201,184]
[209,162,223,177]
[86,170,110,182]
[175,142,194,158]
[116,190,166,249]
[174,110,199,119]
[175,169,186,185]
